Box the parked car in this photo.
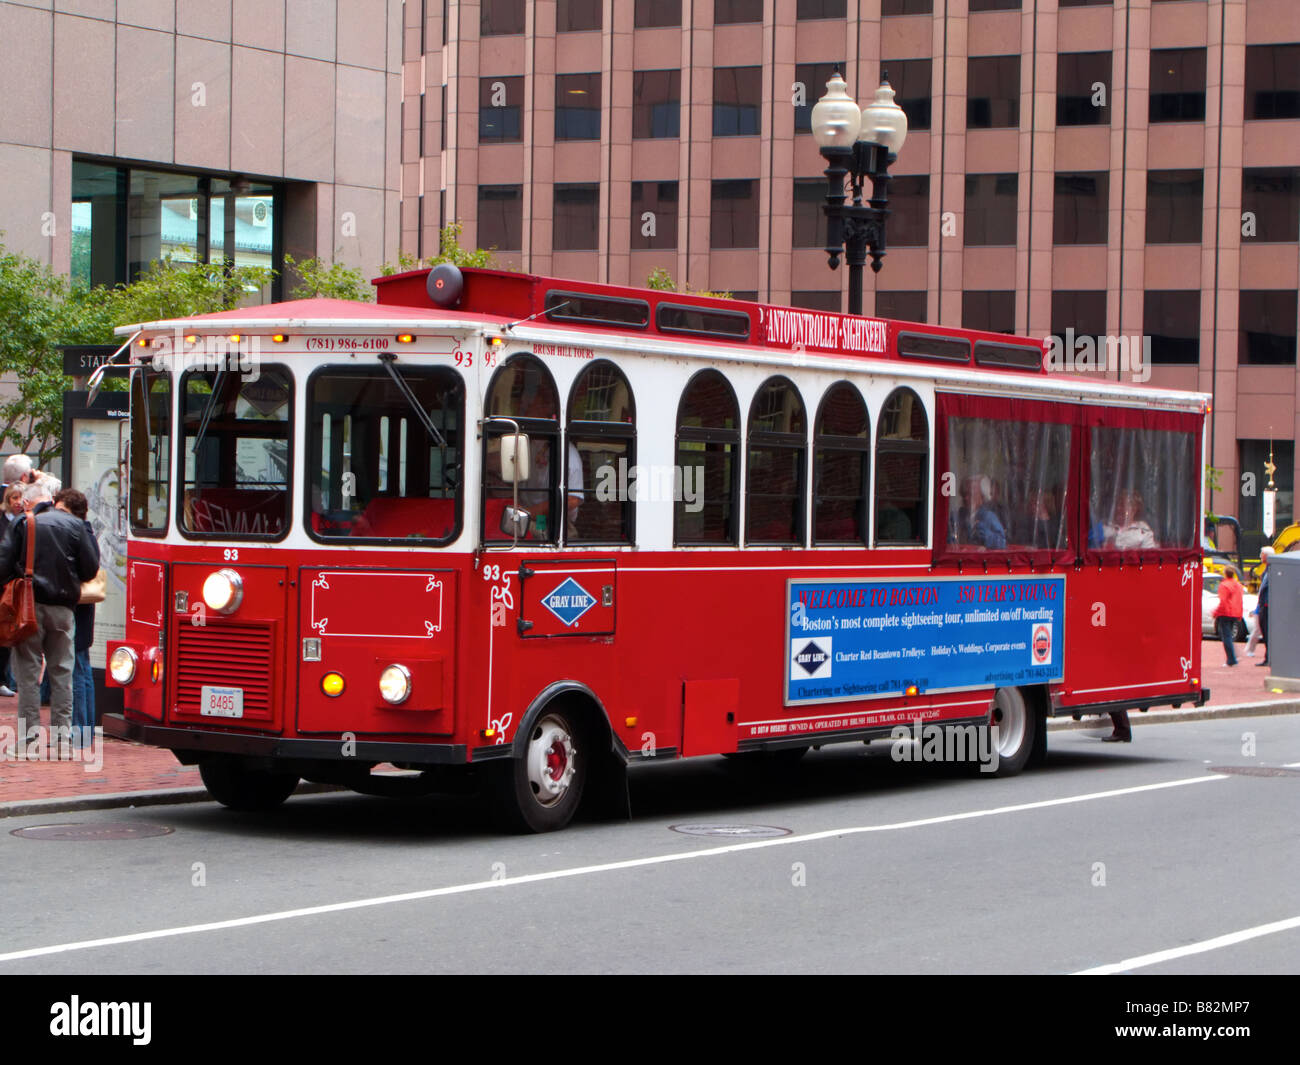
[1201,571,1258,641]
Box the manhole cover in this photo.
[1209,766,1300,778]
[670,823,791,838]
[10,822,175,841]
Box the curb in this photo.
[3,703,1298,817]
[0,781,339,820]
[1047,698,1300,732]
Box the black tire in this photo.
[1233,619,1248,642]
[490,710,587,833]
[199,756,300,811]
[987,687,1038,777]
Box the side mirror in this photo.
[500,505,531,539]
[500,432,531,483]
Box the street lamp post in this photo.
[810,73,909,316]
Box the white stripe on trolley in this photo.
[0,772,1227,965]
[746,698,990,727]
[1071,680,1188,696]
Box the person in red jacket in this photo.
[1212,567,1244,667]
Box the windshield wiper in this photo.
[378,354,447,449]
[190,369,228,472]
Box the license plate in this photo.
[200,685,244,718]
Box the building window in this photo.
[967,55,1020,129]
[1245,44,1300,120]
[1050,291,1107,346]
[711,180,759,248]
[714,67,762,136]
[969,0,1021,10]
[676,369,740,545]
[876,291,927,323]
[875,388,928,545]
[797,0,847,17]
[791,291,841,311]
[882,0,932,12]
[882,59,932,132]
[1239,291,1298,365]
[557,0,601,32]
[72,160,282,300]
[1059,0,1112,7]
[795,62,844,133]
[964,173,1018,245]
[479,76,523,143]
[716,0,763,24]
[747,377,807,545]
[1057,51,1110,126]
[1242,168,1300,243]
[1149,48,1206,123]
[478,185,522,251]
[814,383,870,545]
[633,70,680,139]
[793,179,828,249]
[1238,440,1294,559]
[635,0,680,27]
[889,174,930,247]
[1054,172,1109,245]
[1146,170,1203,244]
[1144,290,1200,364]
[631,181,678,249]
[554,184,599,250]
[962,292,1017,335]
[481,0,524,36]
[556,74,601,140]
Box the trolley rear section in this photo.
[104,268,1209,831]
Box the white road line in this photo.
[0,772,1228,964]
[1075,914,1300,975]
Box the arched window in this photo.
[746,376,806,545]
[875,387,928,545]
[483,354,560,542]
[813,382,869,544]
[567,361,635,543]
[675,369,740,544]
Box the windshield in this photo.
[129,367,171,536]
[179,367,292,539]
[307,366,463,543]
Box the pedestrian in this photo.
[54,488,101,742]
[1212,566,1244,667]
[4,485,24,521]
[0,480,100,757]
[1,453,33,487]
[1255,547,1274,668]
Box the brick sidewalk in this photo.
[0,638,1292,812]
[0,695,201,807]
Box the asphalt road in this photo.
[1,713,1297,975]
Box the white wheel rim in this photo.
[526,715,576,807]
[992,690,1026,758]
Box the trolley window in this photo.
[875,387,929,545]
[746,376,807,546]
[566,360,635,544]
[484,354,561,543]
[675,369,740,545]
[178,366,292,540]
[813,382,869,545]
[129,366,171,536]
[307,366,463,544]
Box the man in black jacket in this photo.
[0,481,100,756]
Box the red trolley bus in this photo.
[103,266,1209,831]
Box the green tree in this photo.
[379,222,497,276]
[643,267,732,300]
[283,253,373,301]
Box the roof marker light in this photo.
[397,333,415,343]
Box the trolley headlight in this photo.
[202,569,243,614]
[109,646,138,685]
[379,664,412,705]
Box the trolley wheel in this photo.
[987,687,1038,777]
[1233,619,1248,642]
[199,756,300,812]
[491,710,587,833]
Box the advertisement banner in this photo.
[786,574,1066,706]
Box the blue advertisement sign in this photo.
[786,575,1066,706]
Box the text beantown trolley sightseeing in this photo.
[103,266,1209,831]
